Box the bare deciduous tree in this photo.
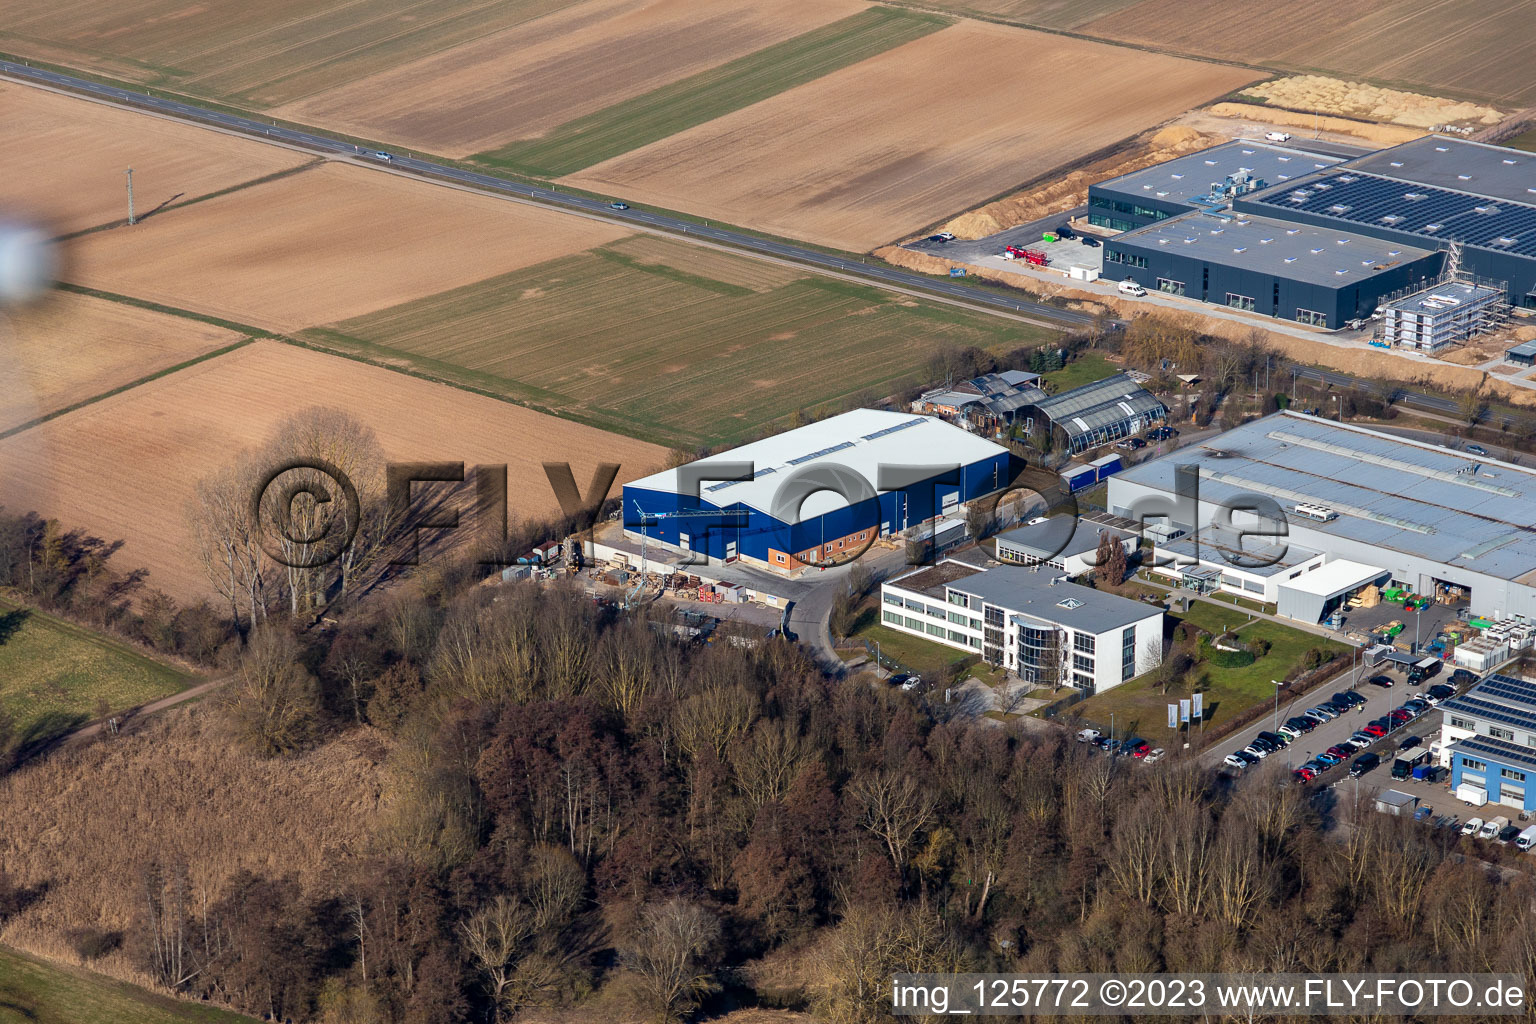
[621,899,720,1024]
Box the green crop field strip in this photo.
[0,599,190,743]
[301,235,1054,447]
[474,7,947,177]
[0,946,256,1024]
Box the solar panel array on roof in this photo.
[1443,696,1536,733]
[861,418,926,442]
[1453,735,1536,772]
[1250,171,1536,257]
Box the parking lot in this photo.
[903,205,1110,282]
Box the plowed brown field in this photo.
[560,22,1256,250]
[274,0,865,158]
[0,292,241,433]
[0,82,310,233]
[66,162,631,331]
[0,341,665,601]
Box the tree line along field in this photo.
[472,5,944,176]
[300,235,1056,448]
[0,598,190,745]
[0,946,257,1024]
[273,0,868,160]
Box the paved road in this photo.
[1284,363,1531,432]
[0,60,1113,333]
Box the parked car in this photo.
[1398,735,1423,751]
[1367,674,1395,688]
[1479,817,1506,840]
[1461,817,1485,836]
[1449,670,1478,688]
[1350,731,1377,747]
[1315,752,1343,767]
[1079,235,1100,247]
[1257,731,1291,748]
[1516,825,1536,851]
[1242,744,1269,760]
[1419,691,1445,706]
[1144,748,1166,764]
[1288,716,1318,733]
[1225,752,1254,769]
[1326,745,1355,759]
[1335,691,1367,707]
[1428,683,1457,701]
[1293,767,1317,783]
[1350,752,1381,777]
[1054,224,1075,239]
[936,231,955,241]
[1278,724,1304,740]
[1498,824,1522,844]
[1306,707,1336,722]
[1125,738,1151,758]
[1076,728,1102,743]
[1362,724,1387,738]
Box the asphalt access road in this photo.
[0,60,1111,332]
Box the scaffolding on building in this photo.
[1370,245,1511,350]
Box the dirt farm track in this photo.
[0,341,666,602]
[561,21,1256,251]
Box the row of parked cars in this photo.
[1223,681,1459,783]
[1075,729,1165,763]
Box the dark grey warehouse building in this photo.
[1088,140,1345,232]
[1104,212,1440,329]
[1234,136,1536,310]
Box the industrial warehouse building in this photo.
[1088,139,1345,231]
[880,562,1163,691]
[623,409,1011,572]
[1093,135,1536,329]
[1108,411,1536,624]
[994,512,1140,576]
[1032,373,1168,454]
[1441,674,1536,810]
[1105,211,1440,329]
[1236,136,1536,309]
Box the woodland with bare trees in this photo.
[6,398,1536,1024]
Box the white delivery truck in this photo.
[1265,131,1293,142]
[1479,816,1508,840]
[1516,825,1536,851]
[1118,279,1146,297]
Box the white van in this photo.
[1516,825,1536,851]
[1118,279,1146,297]
[1265,131,1293,142]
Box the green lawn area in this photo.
[302,235,1055,447]
[1502,128,1536,153]
[850,621,977,677]
[0,946,256,1024]
[0,599,190,748]
[1042,352,1119,392]
[1071,599,1346,743]
[472,7,946,176]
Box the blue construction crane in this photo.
[625,501,746,610]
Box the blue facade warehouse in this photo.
[1442,673,1536,812]
[1091,136,1536,329]
[622,409,1012,572]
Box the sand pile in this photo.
[938,125,1224,240]
[1244,76,1503,129]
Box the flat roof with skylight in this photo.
[1109,211,1435,288]
[1092,140,1344,206]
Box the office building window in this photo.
[1226,292,1256,312]
[1072,653,1094,673]
[905,616,922,631]
[1503,768,1526,782]
[1122,627,1136,681]
[1157,278,1185,295]
[1449,717,1474,730]
[1296,308,1329,327]
[883,592,901,606]
[1074,633,1096,654]
[926,622,945,638]
[1491,726,1516,741]
[883,610,902,625]
[1462,757,1487,772]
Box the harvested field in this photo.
[477,6,942,176]
[276,0,868,160]
[910,0,1137,24]
[0,341,665,602]
[0,0,581,109]
[0,291,241,433]
[66,162,631,332]
[1243,76,1502,129]
[301,235,1055,447]
[1080,0,1536,107]
[0,82,309,234]
[560,22,1257,250]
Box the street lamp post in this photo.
[1273,679,1282,732]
